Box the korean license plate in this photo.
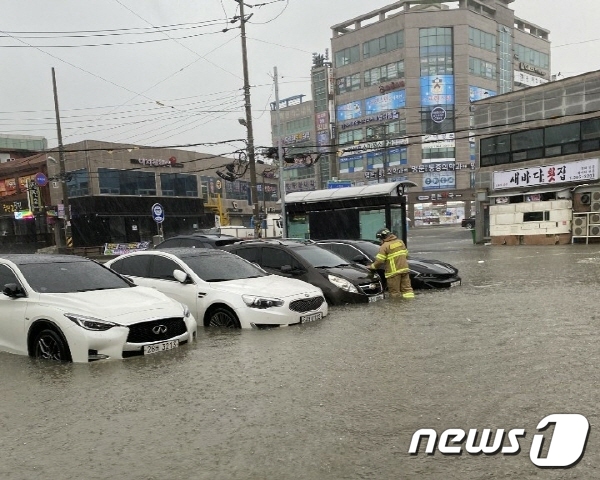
[368,294,385,302]
[450,281,461,287]
[143,340,179,355]
[300,312,323,323]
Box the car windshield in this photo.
[293,246,351,268]
[182,254,267,282]
[19,260,132,293]
[353,241,381,258]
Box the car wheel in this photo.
[206,307,241,328]
[33,329,72,362]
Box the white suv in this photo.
[0,254,197,363]
[105,249,328,329]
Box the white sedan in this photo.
[0,254,197,363]
[105,248,328,329]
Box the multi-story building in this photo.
[270,95,320,194]
[329,0,551,225]
[0,134,47,164]
[0,140,280,249]
[474,70,600,245]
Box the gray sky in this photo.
[1,0,599,158]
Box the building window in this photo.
[160,173,198,197]
[98,168,156,195]
[364,61,405,87]
[334,45,360,67]
[421,106,455,134]
[224,179,250,201]
[66,169,89,197]
[339,128,364,145]
[366,119,406,139]
[363,30,404,59]
[515,45,550,69]
[498,25,513,94]
[469,57,497,79]
[339,155,363,174]
[336,73,361,94]
[419,27,453,76]
[468,27,497,52]
[422,147,455,163]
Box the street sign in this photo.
[327,180,352,189]
[35,172,48,187]
[151,203,165,223]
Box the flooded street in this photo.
[1,226,599,479]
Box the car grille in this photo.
[127,317,187,343]
[358,281,383,296]
[289,296,325,313]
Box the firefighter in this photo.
[369,227,415,299]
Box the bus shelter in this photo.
[283,181,417,245]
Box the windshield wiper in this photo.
[76,287,115,292]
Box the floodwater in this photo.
[1,227,599,479]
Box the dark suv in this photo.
[222,240,384,305]
[155,234,241,249]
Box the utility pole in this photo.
[274,66,287,238]
[51,67,72,249]
[236,0,261,238]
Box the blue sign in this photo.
[35,172,48,187]
[365,90,406,115]
[420,75,455,106]
[336,101,363,121]
[469,85,497,102]
[151,203,165,223]
[327,180,352,189]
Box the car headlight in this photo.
[327,275,358,293]
[242,295,284,309]
[65,313,119,331]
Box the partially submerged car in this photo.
[105,248,327,328]
[315,239,461,289]
[0,254,197,363]
[223,239,385,305]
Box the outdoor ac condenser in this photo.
[589,225,600,236]
[573,216,587,228]
[589,213,600,225]
[573,226,586,236]
[592,191,600,202]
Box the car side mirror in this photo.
[280,265,293,273]
[352,254,369,264]
[3,283,26,298]
[173,269,191,284]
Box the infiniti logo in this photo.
[152,325,167,335]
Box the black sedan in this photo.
[222,239,385,305]
[461,216,476,229]
[315,239,461,290]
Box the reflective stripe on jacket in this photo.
[370,234,409,278]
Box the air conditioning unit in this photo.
[590,213,600,224]
[592,201,600,212]
[589,225,600,236]
[573,226,587,236]
[592,191,600,202]
[580,193,591,205]
[232,201,238,209]
[573,216,587,228]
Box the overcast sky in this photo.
[1,0,599,158]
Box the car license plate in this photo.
[143,340,179,355]
[300,312,322,323]
[369,294,385,302]
[450,281,461,287]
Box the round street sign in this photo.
[35,172,48,187]
[431,106,447,123]
[151,203,165,223]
